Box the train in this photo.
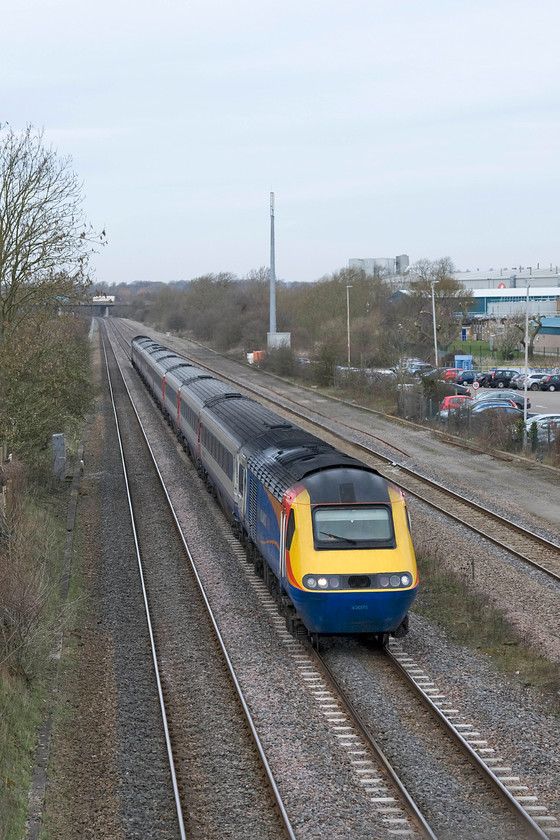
[131,335,418,642]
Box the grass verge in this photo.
[0,676,46,840]
[414,550,560,713]
[0,477,68,840]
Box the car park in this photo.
[474,389,530,411]
[539,374,560,392]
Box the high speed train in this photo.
[131,335,418,642]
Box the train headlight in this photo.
[390,574,401,587]
[379,575,389,587]
[303,574,340,590]
[400,574,412,587]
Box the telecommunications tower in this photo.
[267,192,290,351]
[269,192,276,334]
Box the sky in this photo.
[2,0,560,286]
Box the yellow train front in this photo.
[248,448,418,637]
[279,466,417,637]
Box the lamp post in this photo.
[523,285,530,426]
[430,280,439,368]
[346,285,352,368]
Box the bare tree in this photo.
[407,257,473,358]
[495,318,521,360]
[513,314,543,360]
[0,124,106,343]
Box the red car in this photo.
[441,368,463,380]
[437,394,474,420]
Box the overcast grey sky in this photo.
[3,0,559,285]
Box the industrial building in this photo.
[466,288,560,319]
[349,255,409,276]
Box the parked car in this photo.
[422,376,472,398]
[472,370,495,388]
[440,368,463,381]
[469,402,525,423]
[511,372,546,391]
[436,394,474,420]
[474,389,530,411]
[449,382,471,396]
[525,415,560,441]
[508,372,525,390]
[487,368,522,389]
[539,374,560,392]
[413,363,437,376]
[524,413,560,427]
[455,369,480,386]
[394,359,435,377]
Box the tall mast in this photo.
[269,191,276,334]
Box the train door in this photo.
[234,453,248,522]
[280,508,287,583]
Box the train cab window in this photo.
[312,506,395,549]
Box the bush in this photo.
[259,346,297,377]
[0,314,96,466]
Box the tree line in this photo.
[0,124,101,703]
[108,257,474,376]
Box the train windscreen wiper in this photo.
[319,531,357,544]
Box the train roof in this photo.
[132,338,383,500]
[205,393,378,498]
[131,335,155,348]
[184,377,243,408]
[165,364,209,388]
[203,393,292,443]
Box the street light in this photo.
[346,285,352,368]
[430,280,439,368]
[523,285,530,426]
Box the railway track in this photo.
[313,639,556,839]
[101,325,296,839]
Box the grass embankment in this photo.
[414,549,560,711]
[0,678,45,840]
[0,471,70,840]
